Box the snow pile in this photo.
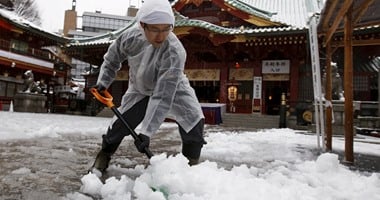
[0,111,379,200]
[0,112,109,139]
[67,153,380,200]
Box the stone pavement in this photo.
[333,134,380,173]
[0,125,378,199]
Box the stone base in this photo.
[14,92,47,113]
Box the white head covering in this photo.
[136,0,175,25]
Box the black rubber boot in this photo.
[90,136,121,173]
[91,150,112,173]
[182,142,203,166]
[187,158,200,166]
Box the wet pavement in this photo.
[0,125,379,200]
[0,125,182,200]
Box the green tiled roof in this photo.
[67,21,135,46]
[222,0,275,19]
[176,18,305,34]
[68,0,319,47]
[69,18,306,47]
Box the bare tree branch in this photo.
[11,0,41,25]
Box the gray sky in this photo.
[34,0,141,32]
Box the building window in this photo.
[10,39,28,53]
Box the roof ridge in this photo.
[226,0,276,18]
[68,20,136,45]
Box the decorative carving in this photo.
[184,69,220,81]
[229,68,253,80]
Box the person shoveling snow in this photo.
[89,0,206,177]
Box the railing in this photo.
[0,39,55,62]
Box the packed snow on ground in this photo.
[1,111,379,200]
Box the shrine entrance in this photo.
[263,81,289,115]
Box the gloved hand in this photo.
[91,84,107,93]
[134,134,150,153]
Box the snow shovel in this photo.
[90,88,154,159]
[90,89,170,198]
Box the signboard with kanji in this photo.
[262,60,290,74]
[253,76,262,99]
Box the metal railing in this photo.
[0,39,55,62]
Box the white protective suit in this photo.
[96,0,204,137]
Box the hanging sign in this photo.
[262,60,290,74]
[253,76,262,99]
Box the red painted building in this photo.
[0,6,70,111]
[65,0,319,116]
[64,0,380,121]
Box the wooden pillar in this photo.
[289,58,300,104]
[219,63,228,104]
[325,42,333,151]
[344,3,354,163]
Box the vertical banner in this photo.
[308,14,324,150]
[253,76,262,99]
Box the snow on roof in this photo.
[68,18,307,47]
[0,7,69,43]
[170,0,324,28]
[238,0,323,28]
[67,0,320,47]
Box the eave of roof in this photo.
[172,0,320,28]
[0,8,70,44]
[66,0,319,48]
[66,21,135,47]
[67,18,307,48]
[221,0,275,19]
[176,18,306,34]
[171,0,274,19]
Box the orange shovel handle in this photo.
[90,88,154,158]
[90,88,114,108]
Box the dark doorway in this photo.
[264,81,288,115]
[191,81,220,103]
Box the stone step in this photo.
[221,113,280,129]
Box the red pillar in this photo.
[219,63,228,104]
[344,4,354,163]
[289,59,300,104]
